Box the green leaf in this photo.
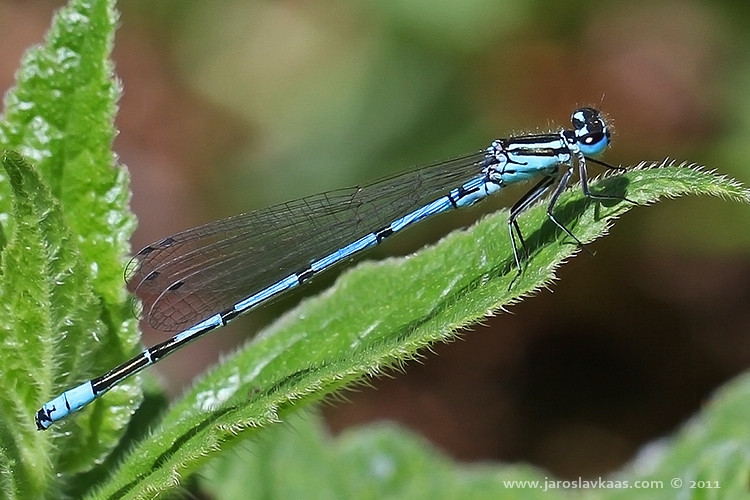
[202,410,554,500]
[0,151,105,479]
[0,150,137,496]
[597,371,750,500]
[201,370,750,500]
[0,0,137,496]
[91,164,749,498]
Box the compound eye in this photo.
[578,130,610,155]
[584,131,605,146]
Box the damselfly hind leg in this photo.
[507,175,556,284]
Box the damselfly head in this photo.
[571,107,611,156]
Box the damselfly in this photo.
[36,107,621,429]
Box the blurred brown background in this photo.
[3,0,750,479]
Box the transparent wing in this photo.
[127,150,493,331]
